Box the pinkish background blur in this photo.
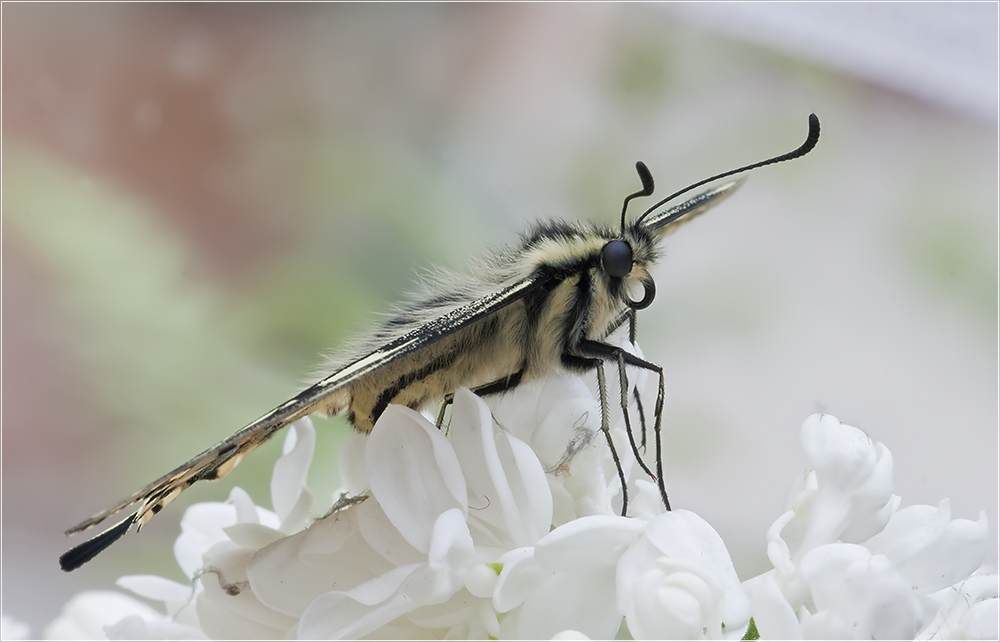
[3,3,996,633]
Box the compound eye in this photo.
[602,240,633,278]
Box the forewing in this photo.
[61,273,548,571]
[640,179,743,238]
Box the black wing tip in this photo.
[59,512,137,572]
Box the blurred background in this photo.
[3,3,996,632]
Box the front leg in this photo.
[596,309,649,450]
[561,352,630,517]
[575,340,670,512]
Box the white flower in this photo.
[49,356,722,640]
[917,570,1000,640]
[48,374,995,640]
[494,508,749,640]
[104,387,563,640]
[46,419,317,641]
[289,403,482,639]
[44,590,203,640]
[747,414,997,640]
[617,510,749,640]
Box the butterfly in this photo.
[61,114,819,572]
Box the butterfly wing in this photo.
[640,179,743,238]
[61,273,549,571]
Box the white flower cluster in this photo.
[41,367,997,640]
[744,414,997,640]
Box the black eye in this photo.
[602,240,633,278]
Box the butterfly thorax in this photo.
[319,220,659,431]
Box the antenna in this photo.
[635,113,820,227]
[620,161,655,234]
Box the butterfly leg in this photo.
[626,310,649,450]
[576,340,670,512]
[606,309,650,451]
[435,400,450,430]
[614,351,656,480]
[562,352,629,517]
[436,369,525,429]
[634,389,648,451]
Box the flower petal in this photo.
[487,379,547,444]
[917,572,1000,640]
[197,545,296,639]
[625,567,710,640]
[963,596,1000,640]
[493,547,547,613]
[104,614,206,640]
[229,487,262,525]
[798,609,854,639]
[366,405,468,553]
[749,573,802,640]
[414,508,475,604]
[296,564,422,639]
[247,501,398,617]
[404,589,483,630]
[465,563,500,599]
[838,443,895,543]
[354,493,426,568]
[613,514,747,638]
[271,419,315,529]
[535,515,644,570]
[530,394,602,473]
[644,511,744,591]
[800,543,923,640]
[499,432,554,544]
[173,502,240,581]
[44,591,162,640]
[172,488,279,580]
[516,566,621,640]
[222,523,284,551]
[865,502,947,562]
[488,373,593,447]
[451,388,533,544]
[907,509,990,595]
[867,501,989,594]
[801,414,876,490]
[337,431,369,494]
